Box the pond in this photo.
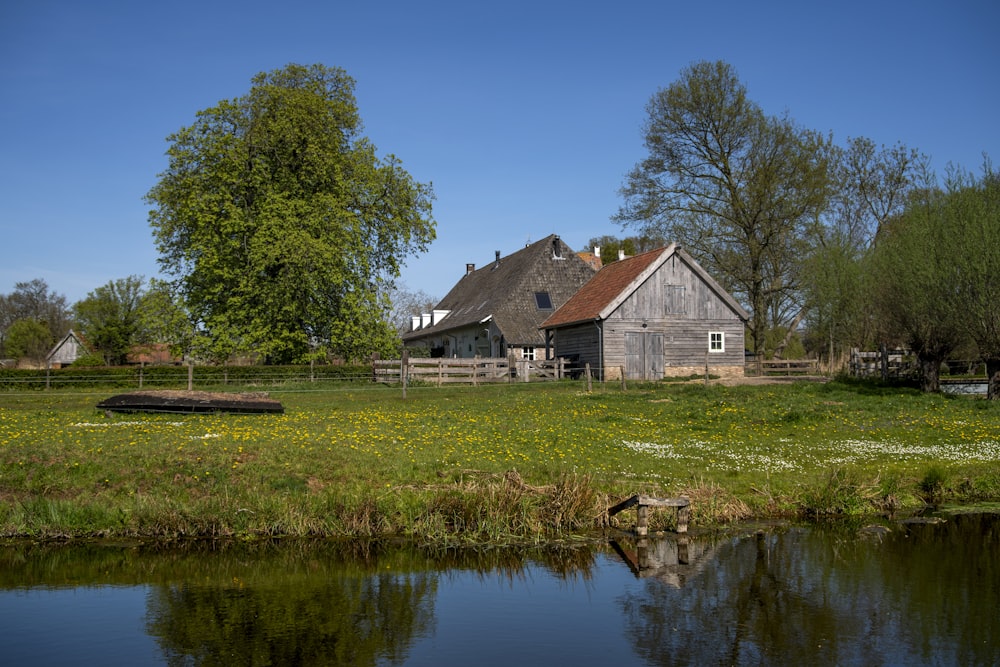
[1,511,997,666]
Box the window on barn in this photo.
[522,347,536,360]
[665,284,686,314]
[709,331,725,353]
[534,292,553,310]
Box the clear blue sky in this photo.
[2,0,997,305]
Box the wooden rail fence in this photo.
[373,356,569,386]
[745,358,819,376]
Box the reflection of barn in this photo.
[610,535,722,589]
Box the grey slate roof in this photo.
[402,234,597,346]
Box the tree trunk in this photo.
[918,353,942,392]
[773,310,806,360]
[987,358,1000,401]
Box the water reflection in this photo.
[0,512,997,666]
[613,512,1000,666]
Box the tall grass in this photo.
[1,379,998,542]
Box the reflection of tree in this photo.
[619,516,1000,665]
[0,539,599,667]
[146,571,435,666]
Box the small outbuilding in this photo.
[541,244,749,381]
[46,330,92,368]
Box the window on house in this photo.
[522,347,536,360]
[665,284,686,314]
[709,332,725,353]
[534,292,553,310]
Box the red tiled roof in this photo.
[541,246,668,328]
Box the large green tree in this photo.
[615,60,831,356]
[944,163,1000,398]
[869,180,970,392]
[0,278,72,356]
[801,138,924,362]
[4,318,51,364]
[146,64,436,364]
[73,276,145,366]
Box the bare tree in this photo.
[615,61,832,356]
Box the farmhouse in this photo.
[541,244,749,380]
[402,235,597,359]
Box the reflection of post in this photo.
[637,505,648,536]
[637,538,649,569]
[677,537,689,565]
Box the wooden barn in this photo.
[46,329,91,368]
[541,244,749,381]
[402,235,597,359]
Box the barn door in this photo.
[625,332,664,380]
[646,333,664,378]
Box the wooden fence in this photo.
[373,356,569,386]
[745,358,819,376]
[849,348,915,379]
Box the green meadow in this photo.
[2,379,998,543]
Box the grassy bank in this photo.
[2,379,998,543]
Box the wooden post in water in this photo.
[608,494,691,535]
[677,503,690,534]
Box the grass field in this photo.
[2,378,998,543]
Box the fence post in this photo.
[139,362,144,389]
[620,366,626,391]
[401,350,409,399]
[585,362,593,393]
[371,352,380,383]
[187,361,194,391]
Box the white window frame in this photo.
[522,346,536,361]
[709,331,725,353]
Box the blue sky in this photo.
[2,0,997,305]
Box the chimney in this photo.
[466,263,475,275]
[421,313,432,328]
[410,315,421,331]
[619,248,626,261]
[594,246,601,258]
[494,250,501,269]
[432,309,450,325]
